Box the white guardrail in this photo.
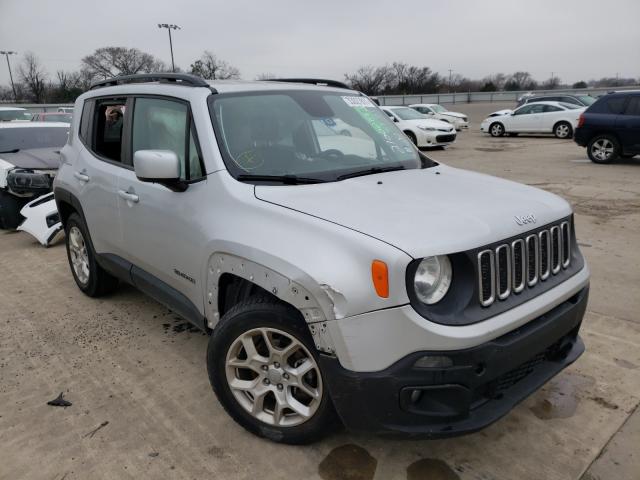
[2,84,639,110]
[0,103,74,113]
[376,85,640,106]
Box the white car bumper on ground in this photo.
[17,192,63,247]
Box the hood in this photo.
[405,118,453,130]
[0,147,62,169]
[255,165,572,258]
[487,109,513,118]
[440,111,466,119]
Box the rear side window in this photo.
[605,97,627,114]
[131,97,203,181]
[624,96,640,116]
[544,105,562,112]
[79,100,92,144]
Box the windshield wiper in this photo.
[336,165,405,181]
[236,174,326,185]
[0,149,20,154]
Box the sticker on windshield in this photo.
[342,96,376,108]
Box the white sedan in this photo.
[409,103,469,130]
[480,101,585,138]
[380,106,456,148]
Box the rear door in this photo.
[617,95,640,154]
[541,104,565,132]
[508,104,544,132]
[74,96,128,255]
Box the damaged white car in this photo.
[0,122,68,235]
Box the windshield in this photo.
[209,91,428,182]
[0,126,69,152]
[0,110,33,122]
[577,95,596,106]
[391,107,427,121]
[430,105,448,113]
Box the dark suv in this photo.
[517,94,596,108]
[574,91,640,163]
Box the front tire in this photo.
[587,135,620,164]
[207,296,338,444]
[489,122,505,137]
[65,213,119,296]
[404,131,418,145]
[554,121,573,139]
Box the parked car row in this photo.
[479,91,640,164]
[0,106,73,123]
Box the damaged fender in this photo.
[17,192,63,247]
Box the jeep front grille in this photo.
[477,221,571,307]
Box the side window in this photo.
[131,97,203,181]
[544,105,562,113]
[561,97,580,105]
[606,97,627,114]
[514,105,533,115]
[624,97,640,116]
[92,99,126,162]
[529,104,546,114]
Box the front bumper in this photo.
[417,130,457,147]
[321,286,588,437]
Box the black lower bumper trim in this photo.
[321,286,588,437]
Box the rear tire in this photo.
[207,296,339,444]
[587,135,620,164]
[65,213,119,297]
[554,121,573,139]
[489,122,505,137]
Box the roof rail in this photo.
[89,73,214,91]
[265,78,352,90]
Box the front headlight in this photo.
[414,256,452,304]
[6,169,52,192]
[417,126,436,131]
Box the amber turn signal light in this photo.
[371,260,389,298]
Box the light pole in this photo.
[157,24,181,73]
[0,50,18,101]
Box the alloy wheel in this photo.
[591,138,614,161]
[556,124,570,138]
[225,327,323,427]
[68,226,90,285]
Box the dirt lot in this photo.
[1,102,639,480]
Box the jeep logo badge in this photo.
[514,214,536,226]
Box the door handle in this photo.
[74,171,90,182]
[118,189,139,203]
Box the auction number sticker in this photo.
[342,96,376,108]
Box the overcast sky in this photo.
[1,0,639,86]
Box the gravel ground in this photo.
[1,102,638,480]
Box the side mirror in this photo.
[133,150,187,192]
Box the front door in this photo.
[115,96,208,311]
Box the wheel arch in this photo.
[204,249,342,355]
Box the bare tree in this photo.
[504,71,537,91]
[344,65,391,95]
[190,51,240,80]
[541,76,561,90]
[19,52,48,103]
[81,47,166,81]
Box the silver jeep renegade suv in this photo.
[54,73,590,444]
